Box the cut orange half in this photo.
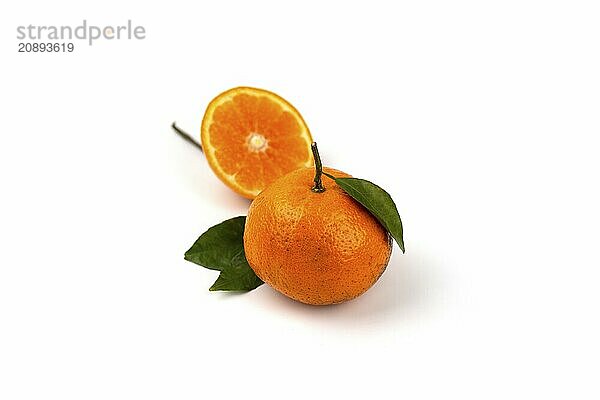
[201,87,313,199]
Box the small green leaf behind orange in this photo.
[184,216,263,291]
[324,173,405,253]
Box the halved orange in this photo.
[201,87,313,199]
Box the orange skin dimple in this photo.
[201,87,313,199]
[243,167,393,305]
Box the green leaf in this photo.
[185,216,247,271]
[324,173,405,253]
[209,262,264,292]
[184,216,264,291]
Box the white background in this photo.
[1,1,599,398]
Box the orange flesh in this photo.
[201,87,313,199]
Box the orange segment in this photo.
[201,87,313,199]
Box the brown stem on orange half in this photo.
[311,142,326,193]
[172,122,203,152]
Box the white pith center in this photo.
[246,132,268,152]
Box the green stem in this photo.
[311,142,325,193]
[322,171,336,180]
[172,122,203,152]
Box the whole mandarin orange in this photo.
[243,167,392,305]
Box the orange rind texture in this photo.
[244,167,392,305]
